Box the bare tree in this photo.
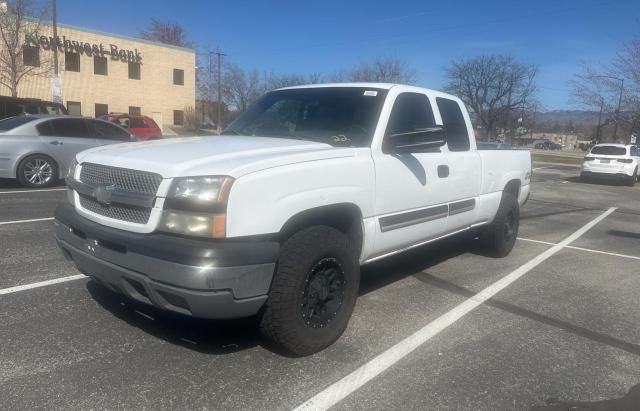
[262,72,323,92]
[0,0,50,97]
[445,55,537,139]
[348,57,416,84]
[140,19,193,48]
[570,31,640,141]
[223,62,262,112]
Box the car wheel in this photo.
[259,225,360,357]
[479,192,520,257]
[17,154,58,188]
[628,168,637,186]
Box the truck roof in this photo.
[277,82,462,103]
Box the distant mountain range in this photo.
[536,110,601,126]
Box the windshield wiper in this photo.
[221,129,241,135]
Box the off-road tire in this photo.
[17,154,58,188]
[479,192,520,257]
[259,225,359,357]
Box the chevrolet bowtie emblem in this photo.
[94,184,116,206]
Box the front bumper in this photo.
[54,204,279,319]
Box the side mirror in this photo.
[387,127,446,154]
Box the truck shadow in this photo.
[530,382,640,411]
[87,233,483,356]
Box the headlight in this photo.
[159,176,234,238]
[66,158,79,205]
[67,158,78,181]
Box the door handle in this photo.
[49,140,63,146]
[438,165,449,178]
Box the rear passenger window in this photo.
[50,119,90,138]
[436,98,470,152]
[88,120,131,141]
[384,92,436,153]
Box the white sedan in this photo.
[581,144,640,186]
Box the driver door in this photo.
[370,92,450,258]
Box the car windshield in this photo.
[223,87,388,147]
[591,146,627,156]
[0,115,38,131]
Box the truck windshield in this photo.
[223,87,388,147]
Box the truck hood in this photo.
[76,135,353,178]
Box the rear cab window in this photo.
[436,97,470,152]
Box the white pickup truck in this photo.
[55,83,531,356]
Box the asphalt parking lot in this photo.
[2,163,640,410]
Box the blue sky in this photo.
[57,0,638,110]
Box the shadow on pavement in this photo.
[608,230,640,240]
[565,176,631,187]
[530,382,640,411]
[86,281,261,355]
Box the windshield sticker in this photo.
[363,90,378,96]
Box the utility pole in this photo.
[214,49,226,133]
[52,0,58,75]
[208,52,213,125]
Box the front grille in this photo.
[80,163,162,195]
[79,194,152,224]
[78,163,161,224]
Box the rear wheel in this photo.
[628,168,637,186]
[259,225,360,356]
[17,154,58,188]
[479,192,520,257]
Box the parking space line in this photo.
[519,237,640,261]
[0,217,54,226]
[0,188,67,194]
[0,275,86,296]
[294,207,617,411]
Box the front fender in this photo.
[225,152,375,238]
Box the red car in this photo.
[101,114,162,141]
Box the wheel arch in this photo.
[279,203,364,256]
[503,179,521,198]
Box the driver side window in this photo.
[383,92,436,153]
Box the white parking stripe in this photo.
[0,217,54,226]
[0,274,86,296]
[518,237,640,261]
[294,207,617,411]
[0,188,67,194]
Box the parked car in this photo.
[477,141,512,150]
[581,144,640,186]
[0,96,67,119]
[0,114,133,188]
[101,114,162,141]
[534,140,562,150]
[56,83,532,356]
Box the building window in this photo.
[94,56,108,75]
[173,68,184,85]
[128,62,141,80]
[129,106,141,116]
[23,46,40,67]
[65,52,80,72]
[173,110,184,126]
[95,103,108,117]
[67,101,81,116]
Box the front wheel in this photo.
[17,154,58,188]
[259,226,360,357]
[479,192,520,257]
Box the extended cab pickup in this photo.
[55,83,531,356]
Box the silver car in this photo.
[0,114,133,188]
